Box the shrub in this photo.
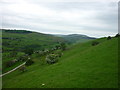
[115,33,120,37]
[17,55,28,61]
[60,42,66,51]
[37,50,44,56]
[19,65,26,72]
[55,45,61,50]
[44,49,50,55]
[55,51,63,57]
[6,60,17,67]
[92,41,99,46]
[25,58,34,66]
[107,36,112,40]
[46,54,58,64]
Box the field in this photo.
[2,29,65,73]
[2,36,118,88]
[2,29,93,73]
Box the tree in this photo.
[107,36,112,40]
[17,55,28,61]
[46,54,58,64]
[92,41,99,46]
[19,66,26,72]
[6,60,16,67]
[55,51,63,57]
[60,42,66,51]
[115,33,120,37]
[25,58,34,66]
[55,45,61,50]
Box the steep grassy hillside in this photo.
[3,36,118,88]
[2,29,65,52]
[2,29,65,73]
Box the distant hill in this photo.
[54,34,96,44]
[2,29,65,52]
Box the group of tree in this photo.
[6,42,67,72]
[46,51,63,64]
[18,57,34,72]
[6,59,17,67]
[91,33,120,46]
[34,42,66,56]
[17,55,29,61]
[115,33,120,38]
[5,54,34,68]
[4,29,32,34]
[107,36,112,40]
[25,57,34,66]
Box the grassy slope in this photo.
[2,30,64,52]
[2,30,65,73]
[3,37,118,88]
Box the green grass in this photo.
[3,37,118,88]
[3,61,25,73]
[2,29,65,73]
[2,52,25,73]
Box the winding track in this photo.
[0,62,26,77]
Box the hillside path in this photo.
[0,62,26,77]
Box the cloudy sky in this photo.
[0,0,119,37]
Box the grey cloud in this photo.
[0,0,118,37]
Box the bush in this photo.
[17,55,28,61]
[19,65,26,72]
[55,51,63,57]
[25,58,34,66]
[92,41,99,46]
[60,42,66,51]
[43,49,50,55]
[115,33,120,37]
[107,36,112,40]
[55,45,61,50]
[46,54,58,64]
[6,60,16,67]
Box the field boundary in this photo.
[0,62,26,77]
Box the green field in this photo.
[2,29,65,73]
[3,36,118,88]
[2,29,94,73]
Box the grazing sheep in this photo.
[41,83,45,86]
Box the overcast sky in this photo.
[0,0,119,37]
